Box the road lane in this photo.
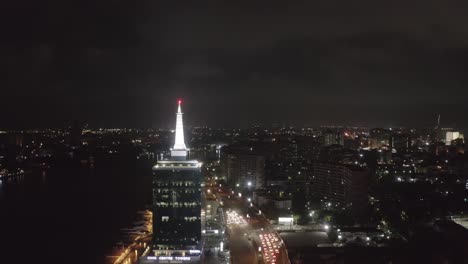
[229,226,257,264]
[223,199,290,264]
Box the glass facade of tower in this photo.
[152,160,202,251]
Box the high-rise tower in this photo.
[171,100,188,160]
[151,100,202,261]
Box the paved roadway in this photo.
[222,196,290,264]
[202,234,229,264]
[202,248,226,264]
[229,225,258,264]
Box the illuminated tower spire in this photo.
[171,100,187,159]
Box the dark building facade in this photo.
[152,160,202,251]
[225,152,265,190]
[307,162,369,209]
[390,133,411,153]
[322,129,344,147]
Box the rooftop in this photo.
[153,160,202,170]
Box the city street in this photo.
[222,197,290,264]
[229,225,258,264]
[204,162,290,264]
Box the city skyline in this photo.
[0,98,465,131]
[2,1,468,263]
[0,98,467,264]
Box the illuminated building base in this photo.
[139,253,201,263]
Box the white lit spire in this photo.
[171,100,187,159]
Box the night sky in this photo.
[2,1,468,129]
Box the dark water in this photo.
[0,156,153,264]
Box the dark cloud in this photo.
[1,0,467,129]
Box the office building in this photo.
[390,133,411,153]
[225,152,265,190]
[308,162,369,209]
[151,100,202,259]
[323,129,344,146]
[446,131,464,146]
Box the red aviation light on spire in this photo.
[178,99,182,105]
